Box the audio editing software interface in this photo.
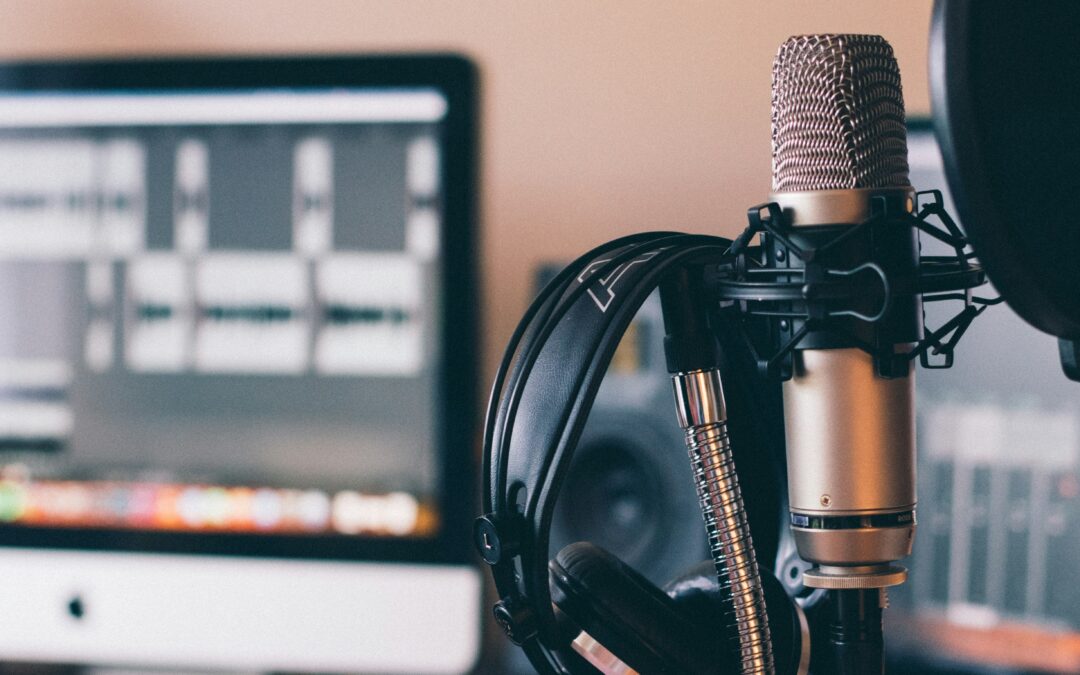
[0,89,447,541]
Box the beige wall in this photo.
[0,0,934,379]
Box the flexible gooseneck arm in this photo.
[661,271,776,675]
[673,369,775,674]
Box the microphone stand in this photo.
[827,589,885,674]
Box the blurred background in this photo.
[0,1,1077,674]
[0,0,935,380]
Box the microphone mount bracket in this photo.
[708,190,998,380]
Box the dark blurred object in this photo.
[879,124,1080,675]
[931,0,1080,379]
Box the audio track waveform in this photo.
[322,305,411,325]
[0,191,138,211]
[0,139,145,258]
[136,303,414,325]
[120,253,424,376]
[201,305,295,323]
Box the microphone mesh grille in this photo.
[771,34,910,192]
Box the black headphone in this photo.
[474,232,803,674]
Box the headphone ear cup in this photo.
[549,542,721,675]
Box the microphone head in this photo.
[771,34,910,192]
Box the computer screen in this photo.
[0,56,480,673]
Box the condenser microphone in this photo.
[772,32,916,584]
[770,34,919,672]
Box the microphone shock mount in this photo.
[712,188,996,382]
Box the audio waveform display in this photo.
[0,139,144,259]
[0,133,436,384]
[120,253,424,376]
[0,359,73,451]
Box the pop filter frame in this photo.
[930,0,1080,340]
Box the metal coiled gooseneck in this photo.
[673,368,775,675]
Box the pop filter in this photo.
[930,0,1080,346]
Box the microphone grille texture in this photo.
[771,34,911,192]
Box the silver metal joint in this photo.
[768,187,914,227]
[802,564,908,590]
[672,368,727,429]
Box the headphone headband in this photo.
[476,234,730,673]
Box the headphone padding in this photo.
[549,542,720,675]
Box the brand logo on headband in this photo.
[577,249,663,313]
